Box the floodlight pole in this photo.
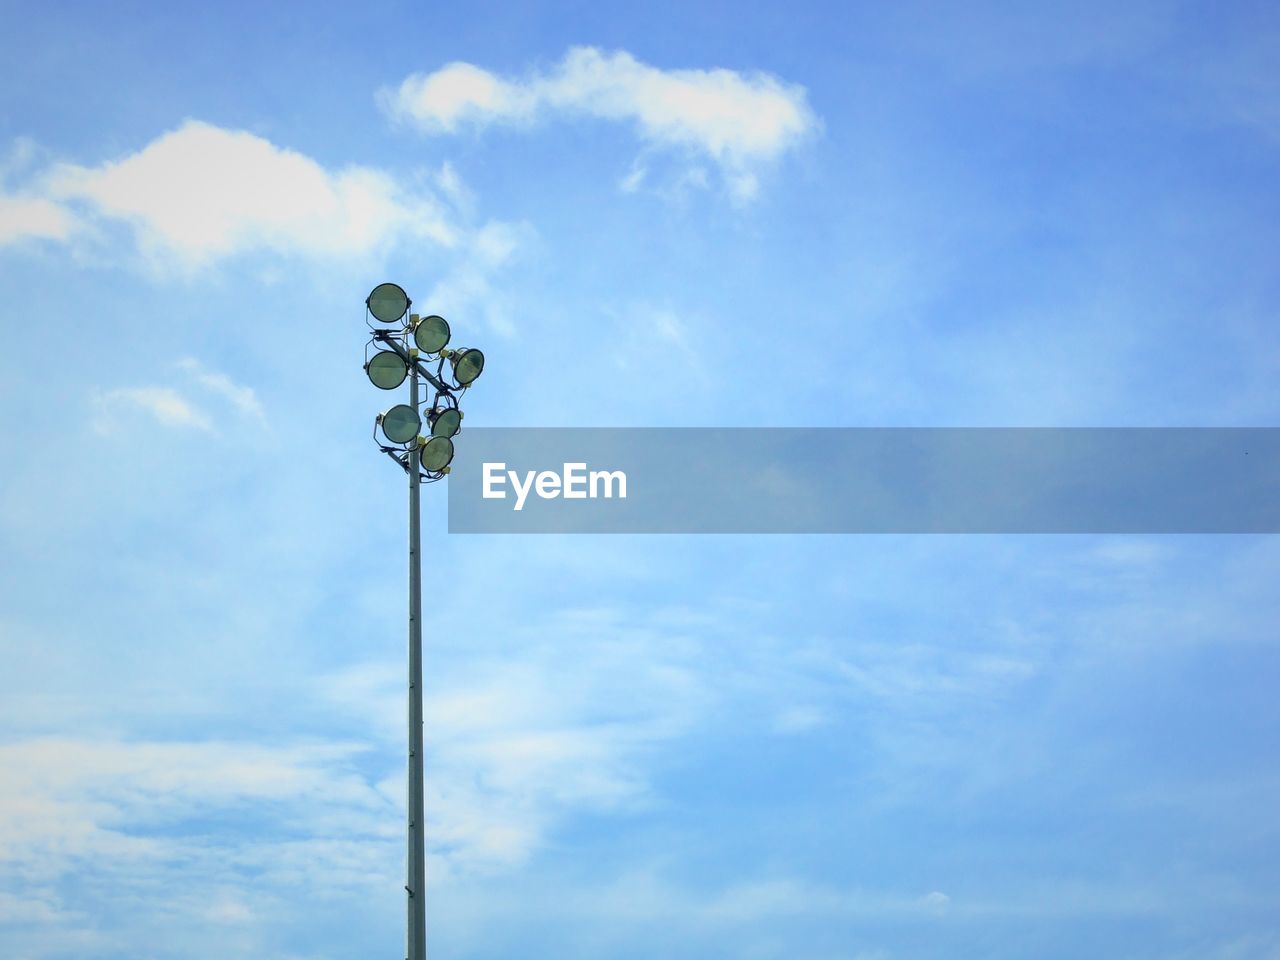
[367,286,479,960]
[406,349,427,960]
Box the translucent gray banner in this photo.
[445,428,1280,534]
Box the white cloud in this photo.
[0,124,535,317]
[0,139,78,243]
[322,653,679,880]
[1,121,458,268]
[0,737,389,870]
[0,193,77,243]
[0,890,61,924]
[772,704,827,734]
[383,47,818,201]
[177,357,267,423]
[0,736,397,952]
[391,61,536,132]
[423,219,533,337]
[434,159,472,210]
[618,160,647,193]
[92,385,214,433]
[317,597,716,880]
[91,360,265,437]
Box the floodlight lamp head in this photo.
[450,348,484,387]
[414,314,451,354]
[366,350,408,390]
[379,404,421,444]
[428,406,462,439]
[366,282,411,325]
[420,435,455,473]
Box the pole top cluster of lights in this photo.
[363,281,485,478]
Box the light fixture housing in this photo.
[451,348,484,387]
[379,404,421,444]
[420,436,455,472]
[367,282,410,325]
[429,407,462,439]
[366,350,408,390]
[414,314,451,354]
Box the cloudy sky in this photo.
[2,2,1279,958]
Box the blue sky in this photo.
[2,2,1279,958]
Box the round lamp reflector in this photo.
[452,348,484,386]
[380,404,420,444]
[420,436,455,472]
[366,351,408,390]
[431,407,461,439]
[367,282,410,324]
[414,315,451,354]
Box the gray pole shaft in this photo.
[407,353,427,960]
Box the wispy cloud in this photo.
[92,385,214,433]
[382,47,819,201]
[321,644,696,880]
[0,737,396,951]
[422,219,532,338]
[177,357,267,424]
[0,139,79,243]
[91,359,265,435]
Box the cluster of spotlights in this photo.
[363,282,484,478]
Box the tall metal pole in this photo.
[406,346,427,960]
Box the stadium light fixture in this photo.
[361,284,485,960]
[450,348,484,387]
[367,281,410,325]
